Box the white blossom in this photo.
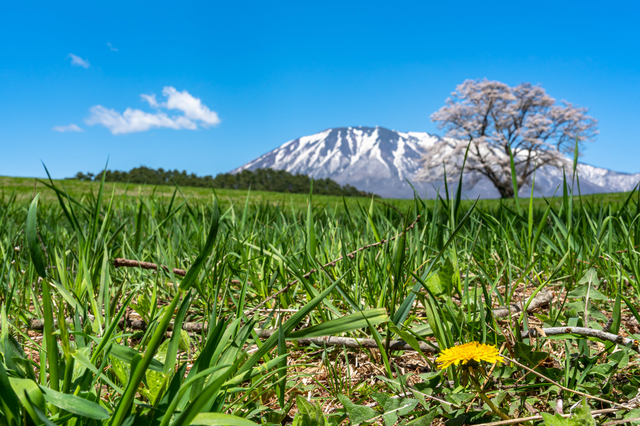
[417,79,598,198]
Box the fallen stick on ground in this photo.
[255,330,440,353]
[603,417,640,426]
[113,258,188,276]
[111,259,242,284]
[472,408,622,426]
[522,326,640,353]
[29,316,206,334]
[491,291,553,318]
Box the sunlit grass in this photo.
[1,172,639,425]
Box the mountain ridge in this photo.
[232,126,640,199]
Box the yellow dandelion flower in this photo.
[437,342,504,370]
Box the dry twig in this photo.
[492,292,553,318]
[474,408,621,426]
[113,258,187,276]
[522,327,640,353]
[256,330,440,353]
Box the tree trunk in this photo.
[496,182,515,198]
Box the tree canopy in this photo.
[417,79,598,198]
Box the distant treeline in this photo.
[71,166,375,197]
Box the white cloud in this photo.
[86,87,220,135]
[86,106,195,135]
[141,93,159,108]
[68,53,90,68]
[52,123,83,132]
[106,42,118,52]
[162,87,220,126]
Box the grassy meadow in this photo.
[1,174,640,425]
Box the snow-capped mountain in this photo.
[231,126,640,199]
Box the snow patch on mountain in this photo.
[231,126,640,199]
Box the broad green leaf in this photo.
[0,360,22,426]
[190,413,258,425]
[164,291,193,374]
[109,344,165,373]
[337,394,376,425]
[424,273,444,296]
[293,396,327,426]
[438,257,456,296]
[144,339,170,404]
[578,268,600,287]
[567,285,607,301]
[540,413,569,426]
[372,393,399,426]
[40,386,110,420]
[9,378,44,425]
[572,399,596,426]
[72,349,123,394]
[514,342,548,367]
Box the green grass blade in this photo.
[236,275,345,377]
[110,294,181,426]
[164,291,193,375]
[508,145,521,213]
[180,196,220,291]
[26,194,47,279]
[287,308,389,339]
[306,186,317,260]
[169,365,236,426]
[453,140,471,219]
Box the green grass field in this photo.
[1,175,640,425]
[1,174,634,209]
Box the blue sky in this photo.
[2,1,639,178]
